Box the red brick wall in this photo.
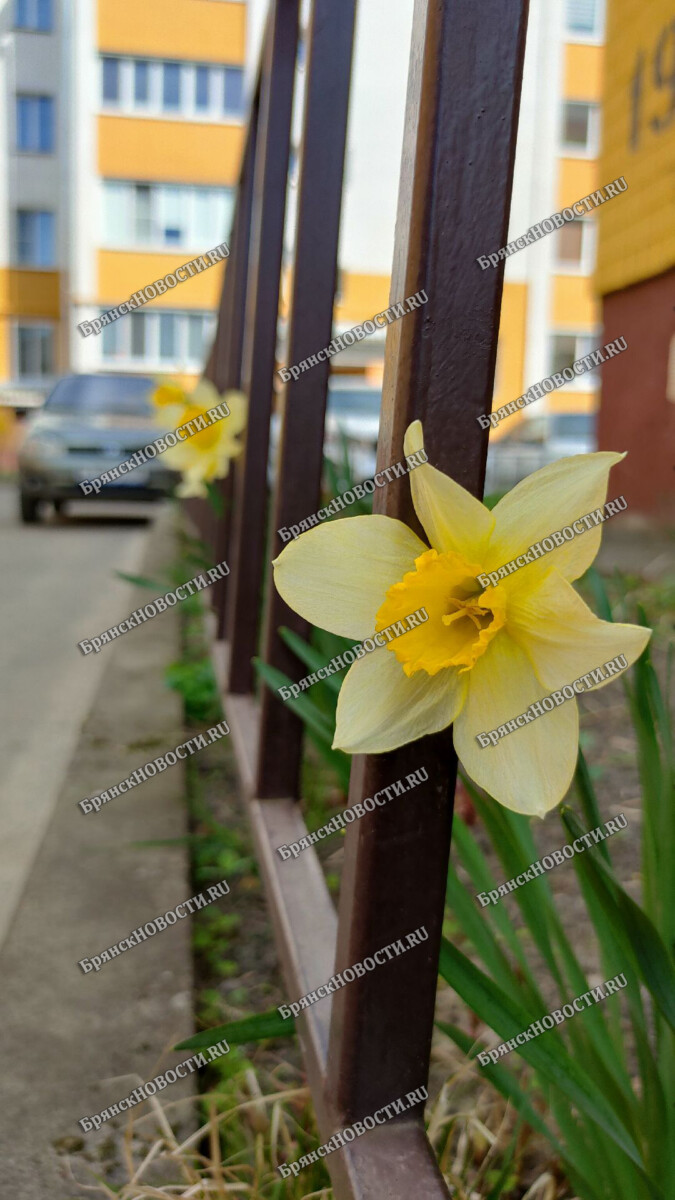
[599,268,675,519]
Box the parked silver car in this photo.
[268,378,382,486]
[18,373,178,523]
[484,412,597,495]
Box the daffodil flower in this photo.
[272,421,651,816]
[151,379,247,499]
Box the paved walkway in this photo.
[0,499,194,1198]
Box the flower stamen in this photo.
[375,548,506,678]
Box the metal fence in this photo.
[187,1,529,1195]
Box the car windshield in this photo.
[550,414,595,439]
[327,390,381,418]
[44,375,155,416]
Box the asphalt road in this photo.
[0,483,161,949]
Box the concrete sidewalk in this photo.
[0,507,196,1199]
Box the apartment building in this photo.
[496,0,605,436]
[0,0,246,403]
[0,0,62,405]
[0,0,606,418]
[595,0,675,517]
[71,0,245,388]
[250,0,606,413]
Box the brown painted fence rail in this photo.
[189,1,529,1196]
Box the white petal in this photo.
[403,420,494,560]
[507,570,652,691]
[453,632,578,816]
[334,643,466,754]
[485,452,624,582]
[273,515,428,640]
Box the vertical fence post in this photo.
[204,105,260,634]
[224,0,299,694]
[324,0,530,1146]
[255,0,357,798]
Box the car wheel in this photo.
[19,492,40,524]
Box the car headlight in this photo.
[23,434,65,460]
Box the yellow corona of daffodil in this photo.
[272,421,651,816]
[151,378,247,498]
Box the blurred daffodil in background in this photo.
[272,420,651,816]
[152,378,247,498]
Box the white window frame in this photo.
[554,217,597,275]
[560,100,601,157]
[100,310,216,373]
[100,179,234,252]
[565,0,606,45]
[15,208,56,267]
[14,320,56,382]
[98,55,245,124]
[549,329,603,391]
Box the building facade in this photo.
[596,0,675,517]
[0,0,64,406]
[248,0,606,414]
[497,0,606,436]
[0,0,617,447]
[0,0,246,403]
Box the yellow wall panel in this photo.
[564,44,604,102]
[0,319,10,378]
[552,275,600,327]
[169,372,200,390]
[597,0,675,295]
[335,272,392,325]
[546,390,597,413]
[557,158,599,209]
[98,116,243,184]
[98,251,225,307]
[492,281,528,434]
[98,0,245,63]
[0,270,60,318]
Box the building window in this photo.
[130,313,146,358]
[101,321,119,358]
[557,221,584,265]
[223,66,244,115]
[555,218,595,272]
[550,332,601,384]
[102,310,215,365]
[17,210,55,265]
[187,314,206,361]
[159,314,177,359]
[163,62,181,110]
[98,54,245,120]
[16,95,54,152]
[17,324,54,377]
[561,101,598,153]
[134,60,149,104]
[159,186,183,243]
[195,65,209,109]
[134,185,152,242]
[565,0,602,38]
[102,180,234,249]
[15,0,52,31]
[102,58,120,104]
